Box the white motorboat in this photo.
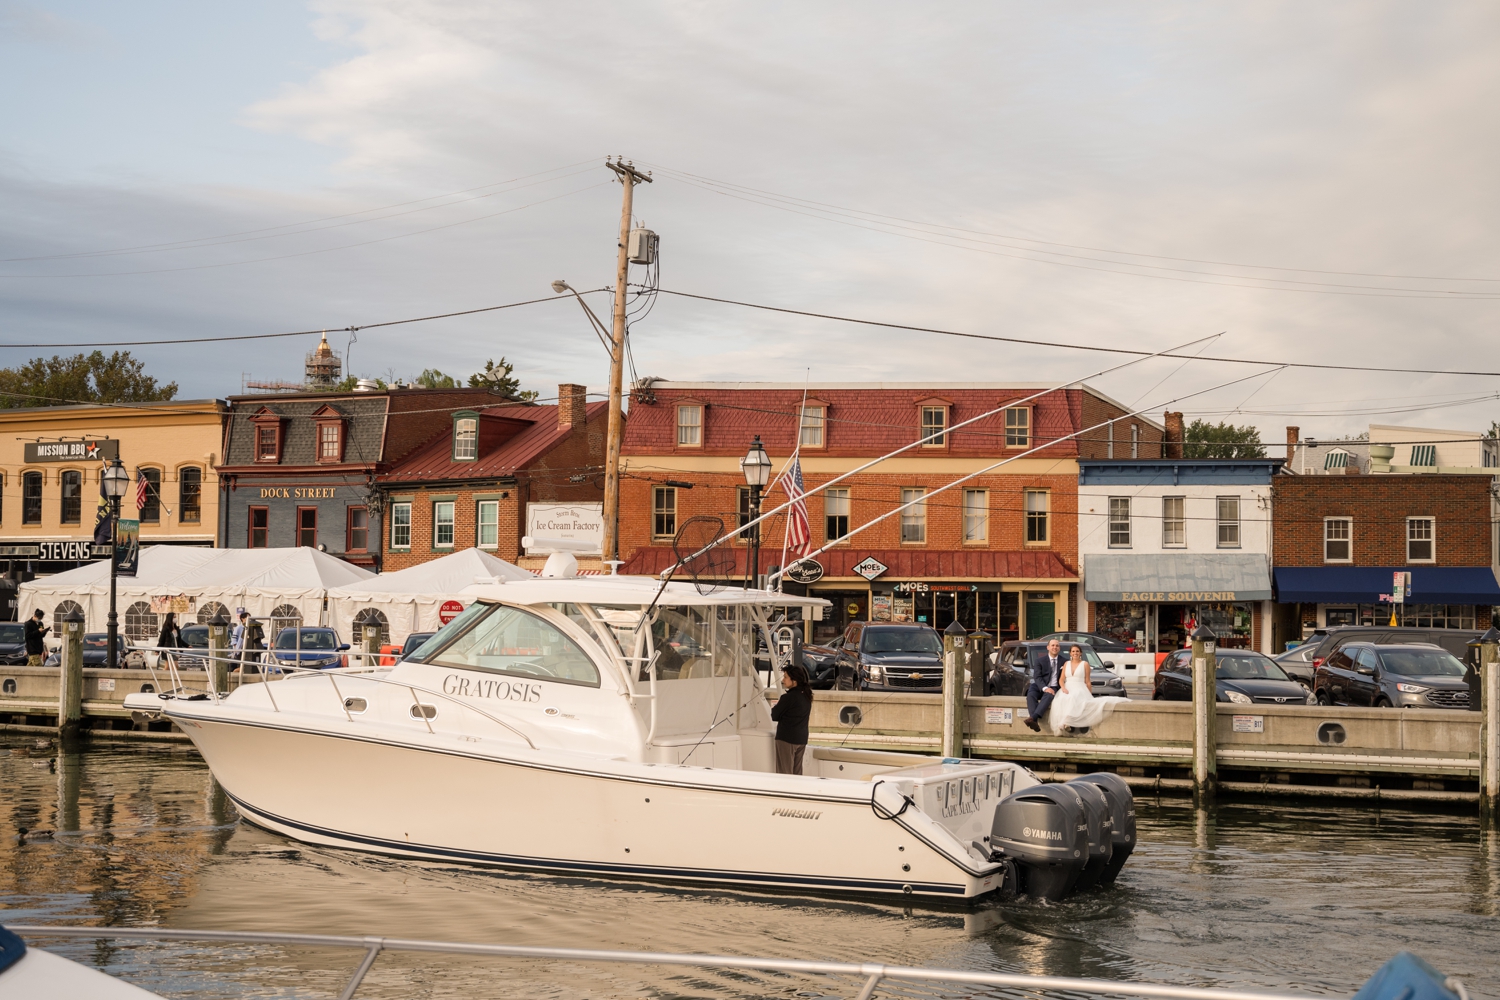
[126,573,1099,902]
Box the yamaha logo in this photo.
[1022,826,1063,840]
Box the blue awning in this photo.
[1273,566,1500,604]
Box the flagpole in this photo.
[774,381,811,591]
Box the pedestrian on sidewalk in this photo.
[24,609,49,666]
[772,663,813,775]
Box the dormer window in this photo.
[918,401,949,447]
[677,404,703,447]
[799,401,827,448]
[453,412,478,461]
[311,404,347,464]
[250,407,286,464]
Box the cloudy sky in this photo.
[2,1,1498,446]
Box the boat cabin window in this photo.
[642,605,753,681]
[427,605,600,687]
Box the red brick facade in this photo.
[1272,474,1494,567]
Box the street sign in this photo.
[439,600,466,624]
[852,557,888,581]
[783,559,824,584]
[1392,571,1411,604]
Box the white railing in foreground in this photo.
[7,925,1316,1000]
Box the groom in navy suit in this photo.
[1025,638,1064,732]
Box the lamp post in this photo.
[740,436,771,590]
[103,459,130,670]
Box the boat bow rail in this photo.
[5,925,1329,1000]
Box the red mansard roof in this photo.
[382,401,607,483]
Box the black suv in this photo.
[1153,647,1312,705]
[990,641,1128,698]
[832,623,944,691]
[1314,642,1471,709]
[1307,627,1481,671]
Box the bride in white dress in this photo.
[1048,645,1129,735]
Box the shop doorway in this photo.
[812,590,866,642]
[1025,599,1055,639]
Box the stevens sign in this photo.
[525,503,603,554]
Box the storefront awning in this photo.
[1083,553,1272,602]
[1273,566,1500,605]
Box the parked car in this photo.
[989,641,1128,698]
[1035,630,1135,654]
[0,622,28,665]
[1273,644,1317,690]
[43,633,143,668]
[1307,627,1481,672]
[166,624,212,670]
[401,631,437,660]
[799,634,845,689]
[270,627,350,670]
[831,623,945,691]
[1313,642,1471,709]
[1153,647,1313,705]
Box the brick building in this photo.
[218,385,524,569]
[618,380,1163,643]
[378,385,607,570]
[1271,472,1500,642]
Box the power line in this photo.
[650,288,1500,377]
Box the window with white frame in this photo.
[963,489,988,543]
[1324,517,1351,562]
[477,500,499,548]
[433,501,455,548]
[1025,489,1049,544]
[676,405,702,447]
[390,502,412,549]
[799,404,825,448]
[1216,496,1240,548]
[824,488,849,542]
[1162,496,1185,547]
[652,486,677,538]
[454,417,478,460]
[920,406,946,446]
[900,488,926,542]
[1108,497,1131,547]
[1407,517,1434,562]
[1004,408,1030,448]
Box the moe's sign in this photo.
[24,439,119,463]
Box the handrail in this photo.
[6,924,1317,1000]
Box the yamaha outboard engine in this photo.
[1070,772,1135,883]
[989,784,1088,901]
[1066,780,1113,891]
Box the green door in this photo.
[1025,601,1055,639]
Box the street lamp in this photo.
[102,459,129,670]
[740,436,771,590]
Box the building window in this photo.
[454,416,478,460]
[347,507,368,552]
[297,507,317,548]
[1108,497,1131,547]
[1407,517,1435,562]
[248,506,269,548]
[824,488,849,542]
[256,424,280,462]
[900,488,926,543]
[1324,517,1351,562]
[799,404,825,448]
[737,486,753,531]
[1107,420,1115,459]
[1005,408,1030,448]
[432,502,455,548]
[477,500,499,549]
[652,486,677,539]
[138,468,161,523]
[318,423,341,462]
[1025,489,1049,544]
[1324,449,1351,470]
[1130,424,1140,459]
[1162,496,1185,547]
[676,405,702,447]
[920,406,946,446]
[1410,444,1437,467]
[179,467,202,523]
[390,502,412,549]
[22,471,42,524]
[963,489,988,543]
[1216,496,1240,548]
[60,470,82,525]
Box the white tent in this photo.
[18,546,374,643]
[327,548,534,647]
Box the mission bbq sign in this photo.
[24,439,119,463]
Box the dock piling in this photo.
[57,609,85,739]
[942,620,967,758]
[207,610,230,695]
[1190,624,1217,804]
[1482,627,1499,825]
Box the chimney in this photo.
[558,383,587,430]
[1286,426,1300,473]
[1163,411,1184,460]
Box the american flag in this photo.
[780,455,812,557]
[135,469,150,511]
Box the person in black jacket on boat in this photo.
[771,663,813,775]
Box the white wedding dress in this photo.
[1047,660,1128,735]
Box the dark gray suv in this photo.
[1314,642,1471,709]
[832,623,944,691]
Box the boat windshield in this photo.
[427,604,600,687]
[644,605,755,681]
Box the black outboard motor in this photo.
[989,784,1088,901]
[1070,772,1136,883]
[1066,780,1114,891]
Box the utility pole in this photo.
[601,157,651,564]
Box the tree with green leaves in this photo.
[1183,419,1266,459]
[414,369,459,389]
[0,351,178,408]
[468,357,537,401]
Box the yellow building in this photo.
[0,400,228,583]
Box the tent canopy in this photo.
[327,549,534,647]
[18,546,374,642]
